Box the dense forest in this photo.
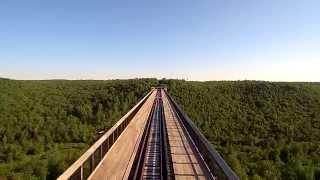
[164,80,320,180]
[0,79,157,179]
[0,79,319,179]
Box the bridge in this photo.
[58,88,239,180]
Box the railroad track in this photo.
[142,97,161,179]
[130,88,215,180]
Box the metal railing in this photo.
[57,90,153,180]
[165,91,239,180]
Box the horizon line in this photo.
[1,76,319,83]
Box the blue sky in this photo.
[0,0,319,81]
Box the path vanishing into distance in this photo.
[58,87,238,180]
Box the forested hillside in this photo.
[1,79,319,179]
[164,80,320,180]
[0,79,157,179]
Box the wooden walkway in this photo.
[88,90,157,180]
[162,90,208,180]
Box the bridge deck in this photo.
[162,90,209,180]
[58,88,238,180]
[88,90,156,180]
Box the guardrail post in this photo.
[80,166,83,180]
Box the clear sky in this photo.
[0,0,319,81]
